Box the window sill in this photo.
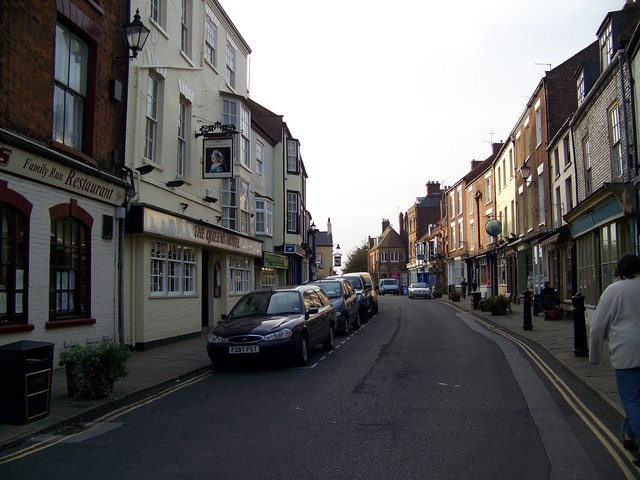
[150,19,169,40]
[180,51,195,67]
[205,59,219,75]
[46,318,96,329]
[51,141,97,167]
[0,323,35,334]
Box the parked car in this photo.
[408,282,432,299]
[379,278,400,295]
[350,271,379,313]
[308,278,360,335]
[207,285,336,368]
[327,273,372,322]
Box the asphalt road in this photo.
[0,296,629,479]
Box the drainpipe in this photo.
[116,206,127,344]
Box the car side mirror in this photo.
[221,314,227,320]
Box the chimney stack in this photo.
[425,181,441,195]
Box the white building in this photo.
[123,0,310,349]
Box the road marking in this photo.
[1,312,382,464]
[465,313,638,479]
[0,371,211,465]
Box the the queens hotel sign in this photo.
[193,226,240,249]
[1,143,125,206]
[142,208,262,257]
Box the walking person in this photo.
[589,254,640,466]
[460,278,468,299]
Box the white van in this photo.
[379,278,400,295]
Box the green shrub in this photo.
[482,294,510,315]
[59,339,132,398]
[432,286,445,298]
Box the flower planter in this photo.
[65,364,114,399]
[59,340,130,399]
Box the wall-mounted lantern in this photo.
[113,9,150,65]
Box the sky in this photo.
[220,0,624,260]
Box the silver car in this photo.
[408,282,432,299]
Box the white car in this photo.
[408,282,432,299]
[379,278,400,295]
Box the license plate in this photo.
[229,345,259,354]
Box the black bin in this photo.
[533,294,543,316]
[471,291,482,310]
[0,340,54,424]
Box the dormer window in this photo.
[577,68,586,106]
[599,22,613,72]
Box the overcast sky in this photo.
[221,0,624,258]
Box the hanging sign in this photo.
[203,137,233,179]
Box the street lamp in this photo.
[113,9,151,65]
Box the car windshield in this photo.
[228,291,302,319]
[382,280,398,285]
[343,276,362,289]
[411,283,427,288]
[314,282,342,299]
[266,292,303,315]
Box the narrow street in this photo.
[0,297,634,479]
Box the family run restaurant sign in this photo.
[0,143,125,206]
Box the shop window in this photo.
[0,203,29,325]
[150,241,196,296]
[260,268,276,289]
[576,233,599,305]
[229,256,251,295]
[497,256,507,286]
[49,216,90,320]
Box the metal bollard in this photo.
[571,294,589,357]
[523,290,533,331]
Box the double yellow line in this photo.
[473,316,638,479]
[0,370,212,465]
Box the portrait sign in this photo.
[203,137,233,179]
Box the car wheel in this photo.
[323,325,335,351]
[292,336,309,367]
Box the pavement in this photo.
[0,296,621,451]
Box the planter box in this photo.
[65,364,114,399]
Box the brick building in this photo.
[406,181,443,284]
[0,0,132,360]
[368,218,408,289]
[566,3,640,307]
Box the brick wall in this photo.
[0,0,129,172]
[572,62,632,202]
[0,175,120,365]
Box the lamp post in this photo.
[115,8,150,345]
